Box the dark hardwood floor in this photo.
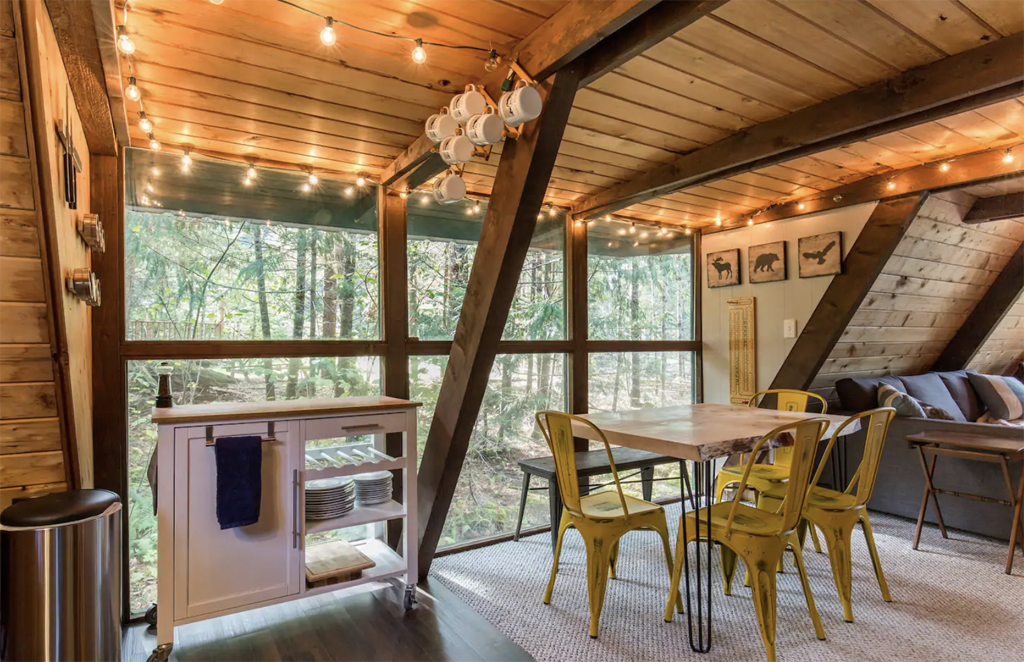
[122,579,533,662]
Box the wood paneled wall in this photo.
[968,292,1024,375]
[813,190,1024,402]
[0,0,66,508]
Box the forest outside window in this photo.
[588,219,694,341]
[125,150,380,341]
[407,197,565,341]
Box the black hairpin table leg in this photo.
[680,459,714,653]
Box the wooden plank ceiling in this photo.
[118,0,1024,226]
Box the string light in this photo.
[886,178,896,190]
[715,217,722,226]
[147,134,160,151]
[247,165,258,180]
[116,26,135,54]
[548,207,557,217]
[747,219,754,226]
[466,207,475,216]
[798,202,806,210]
[345,187,354,197]
[138,111,152,133]
[181,150,191,171]
[574,219,583,227]
[420,193,430,205]
[151,167,160,176]
[125,77,141,101]
[1004,149,1015,164]
[633,240,639,247]
[685,228,692,236]
[640,231,648,239]
[411,39,427,64]
[473,203,481,214]
[484,49,499,72]
[939,162,951,172]
[302,182,311,192]
[399,192,408,199]
[356,174,366,186]
[320,17,337,46]
[146,183,154,192]
[629,223,636,234]
[618,228,627,236]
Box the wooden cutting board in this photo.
[305,540,376,583]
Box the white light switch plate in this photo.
[783,319,797,339]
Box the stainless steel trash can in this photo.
[1,489,122,662]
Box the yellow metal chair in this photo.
[665,417,831,662]
[759,407,896,623]
[536,411,681,639]
[715,389,828,506]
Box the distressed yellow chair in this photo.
[536,411,681,639]
[760,407,896,623]
[715,389,828,505]
[666,417,831,662]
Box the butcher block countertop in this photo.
[152,396,421,425]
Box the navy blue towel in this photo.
[214,435,263,530]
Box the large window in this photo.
[408,197,565,341]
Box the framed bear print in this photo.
[748,241,786,283]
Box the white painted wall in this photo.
[701,203,877,404]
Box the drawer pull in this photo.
[342,424,383,432]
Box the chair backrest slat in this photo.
[809,407,896,507]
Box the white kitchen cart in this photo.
[149,397,420,662]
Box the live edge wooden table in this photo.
[572,403,859,653]
[907,431,1024,575]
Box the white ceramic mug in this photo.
[449,84,487,124]
[465,106,504,146]
[499,80,543,128]
[439,130,475,165]
[433,171,467,205]
[425,107,459,144]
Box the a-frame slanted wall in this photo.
[968,291,1024,375]
[812,191,1024,402]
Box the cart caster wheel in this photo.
[145,604,158,635]
[403,586,417,611]
[146,643,173,662]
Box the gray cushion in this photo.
[937,370,984,421]
[967,372,1024,420]
[836,375,905,412]
[899,373,965,421]
[877,384,926,418]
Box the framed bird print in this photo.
[798,231,842,278]
[748,241,786,283]
[707,248,740,288]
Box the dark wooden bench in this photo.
[515,448,687,551]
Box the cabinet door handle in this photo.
[293,469,300,550]
[342,423,382,432]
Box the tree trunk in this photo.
[308,231,318,339]
[252,225,276,400]
[322,240,338,381]
[286,229,308,399]
[630,264,641,408]
[335,238,356,397]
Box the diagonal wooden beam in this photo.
[416,65,582,579]
[963,191,1024,224]
[770,195,929,391]
[380,0,724,191]
[573,35,1024,220]
[931,242,1024,372]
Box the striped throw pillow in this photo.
[967,372,1024,421]
[877,384,926,418]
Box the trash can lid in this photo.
[0,489,120,527]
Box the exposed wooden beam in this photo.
[770,195,929,391]
[963,191,1024,224]
[42,0,119,155]
[577,0,725,88]
[416,66,582,579]
[573,35,1024,220]
[379,0,655,190]
[931,242,1024,372]
[703,145,1023,235]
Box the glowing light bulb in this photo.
[308,173,318,185]
[473,204,481,213]
[399,192,408,199]
[302,183,310,192]
[116,26,135,55]
[633,241,639,247]
[748,219,754,226]
[244,176,253,186]
[466,207,474,216]
[685,228,692,236]
[618,229,626,236]
[181,152,192,169]
[247,166,257,180]
[356,175,366,186]
[715,217,722,226]
[574,220,582,227]
[548,207,557,217]
[886,179,896,190]
[125,77,141,101]
[939,162,951,172]
[345,187,354,197]
[1004,149,1015,164]
[484,49,499,73]
[151,168,160,176]
[141,195,150,205]
[148,135,161,151]
[411,39,427,64]
[640,231,648,239]
[320,17,336,46]
[421,193,429,205]
[537,213,543,220]
[138,113,152,133]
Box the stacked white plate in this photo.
[305,476,356,520]
[354,471,394,506]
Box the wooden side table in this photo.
[907,431,1024,574]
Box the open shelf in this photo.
[301,538,407,595]
[304,458,404,479]
[305,499,405,534]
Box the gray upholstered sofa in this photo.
[833,370,1023,541]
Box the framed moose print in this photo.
[707,248,740,288]
[748,241,786,283]
[798,231,842,278]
